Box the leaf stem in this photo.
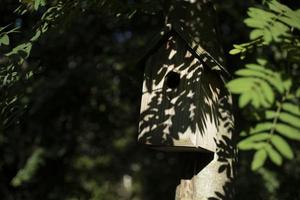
[268,91,289,140]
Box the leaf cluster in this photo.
[227,0,300,171]
[229,0,300,61]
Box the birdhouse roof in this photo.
[140,23,230,80]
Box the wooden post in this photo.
[166,1,237,199]
[137,0,236,199]
[174,95,236,199]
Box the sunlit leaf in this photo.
[226,78,254,93]
[11,148,45,187]
[267,111,300,128]
[239,92,252,108]
[6,43,32,58]
[257,79,274,104]
[282,103,300,116]
[238,133,270,150]
[235,68,266,77]
[275,123,300,140]
[250,29,264,40]
[251,149,267,170]
[238,141,266,150]
[283,79,292,90]
[250,122,273,134]
[236,66,285,94]
[229,48,241,55]
[271,135,294,159]
[34,0,46,10]
[254,86,271,108]
[0,34,9,46]
[256,58,267,66]
[265,144,282,166]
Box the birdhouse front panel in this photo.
[138,34,223,152]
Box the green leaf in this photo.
[250,29,264,40]
[235,68,266,77]
[30,30,42,42]
[268,0,300,29]
[269,0,292,14]
[226,78,254,93]
[265,144,283,166]
[275,123,300,141]
[11,148,45,187]
[271,135,294,159]
[235,67,285,94]
[245,64,274,76]
[245,63,265,71]
[229,48,241,55]
[251,149,267,170]
[263,29,272,44]
[279,112,300,128]
[250,122,273,134]
[34,0,46,10]
[257,58,267,66]
[267,74,285,94]
[240,51,246,60]
[248,8,274,20]
[240,131,247,137]
[244,18,264,28]
[256,79,275,104]
[238,141,266,150]
[239,92,252,108]
[265,110,277,118]
[6,43,32,58]
[238,133,270,150]
[233,44,244,49]
[254,86,271,108]
[269,21,290,41]
[0,34,9,45]
[282,103,300,116]
[244,1,299,45]
[245,133,271,141]
[283,79,292,90]
[257,167,280,193]
[296,88,300,98]
[251,92,260,108]
[227,75,275,107]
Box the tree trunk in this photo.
[166,1,237,199]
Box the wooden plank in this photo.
[138,34,223,152]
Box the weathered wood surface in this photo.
[174,94,235,199]
[138,35,222,152]
[138,0,236,199]
[169,0,236,199]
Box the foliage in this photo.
[228,0,300,171]
[0,1,177,200]
[11,148,45,187]
[1,0,300,199]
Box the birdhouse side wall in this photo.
[138,35,222,152]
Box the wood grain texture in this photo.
[138,35,222,153]
[169,0,236,198]
[138,0,236,198]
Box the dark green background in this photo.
[1,1,300,199]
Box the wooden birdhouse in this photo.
[138,24,230,152]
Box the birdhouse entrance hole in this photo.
[165,71,180,89]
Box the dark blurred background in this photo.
[1,0,300,199]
